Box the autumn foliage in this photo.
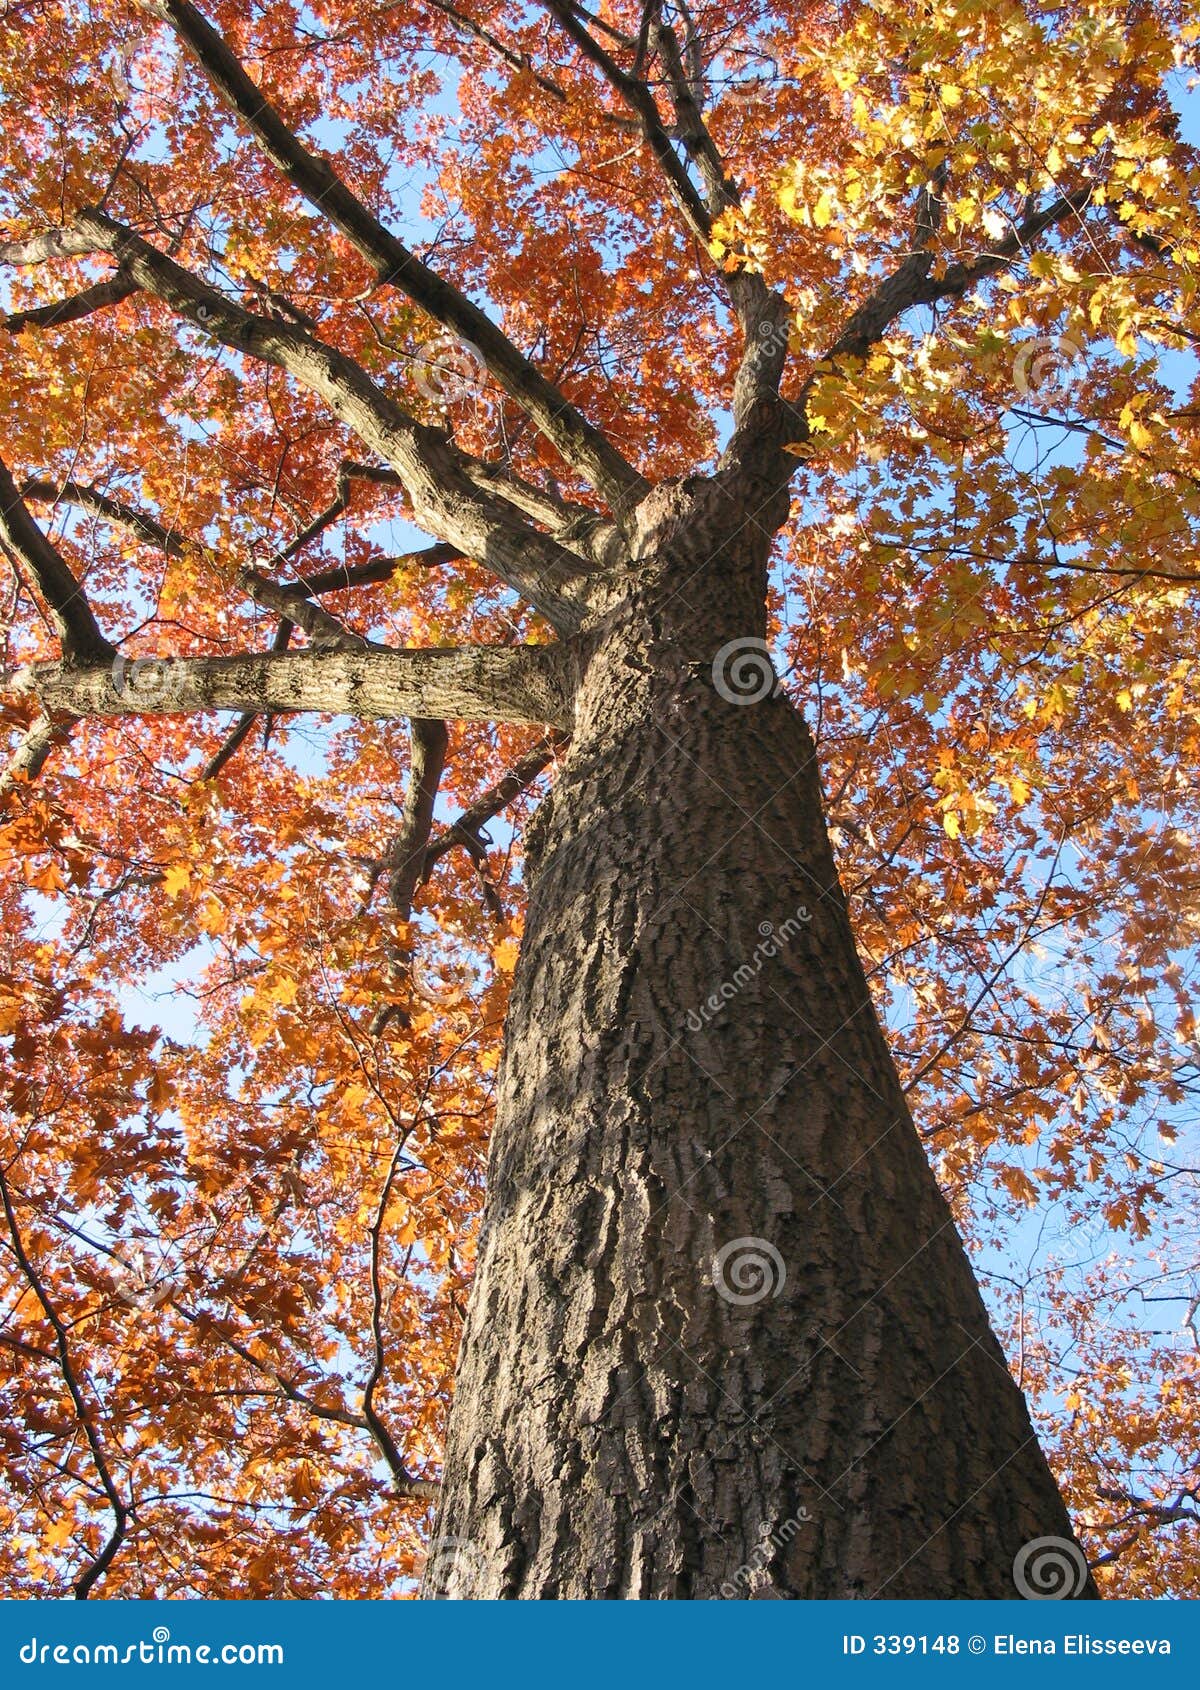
[1,0,1199,1597]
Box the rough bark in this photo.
[425,473,1096,1600]
[0,454,115,666]
[6,642,572,729]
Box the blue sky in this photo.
[8,17,1199,1549]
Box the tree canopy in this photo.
[1,0,1198,1597]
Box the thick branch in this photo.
[592,7,778,425]
[786,186,1097,440]
[542,1,713,245]
[265,453,610,578]
[0,455,115,665]
[8,644,573,730]
[21,477,181,553]
[149,0,643,511]
[71,209,596,632]
[369,716,450,1034]
[237,567,368,648]
[296,544,460,597]
[198,710,256,781]
[461,461,622,569]
[21,477,368,648]
[386,720,450,915]
[650,12,735,217]
[4,270,139,335]
[0,228,99,266]
[821,188,1095,371]
[0,715,74,795]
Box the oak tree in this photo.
[2,0,1198,1598]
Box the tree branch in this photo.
[424,735,566,871]
[363,1128,422,1468]
[148,0,643,512]
[198,709,257,782]
[68,208,598,633]
[295,544,460,598]
[0,453,116,665]
[592,5,781,433]
[423,732,567,923]
[0,228,99,266]
[786,186,1097,442]
[368,718,449,1032]
[649,8,735,218]
[541,3,790,448]
[237,567,369,647]
[386,720,450,916]
[176,1306,436,1500]
[541,0,713,245]
[7,643,573,730]
[3,270,139,335]
[822,187,1095,373]
[424,0,568,104]
[0,1166,128,1597]
[0,714,74,796]
[20,476,371,649]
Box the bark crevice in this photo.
[425,497,1095,1599]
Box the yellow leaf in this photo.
[943,811,961,840]
[940,84,963,107]
[198,895,228,936]
[163,862,191,897]
[812,191,835,228]
[493,937,520,973]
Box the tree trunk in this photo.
[424,484,1096,1600]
